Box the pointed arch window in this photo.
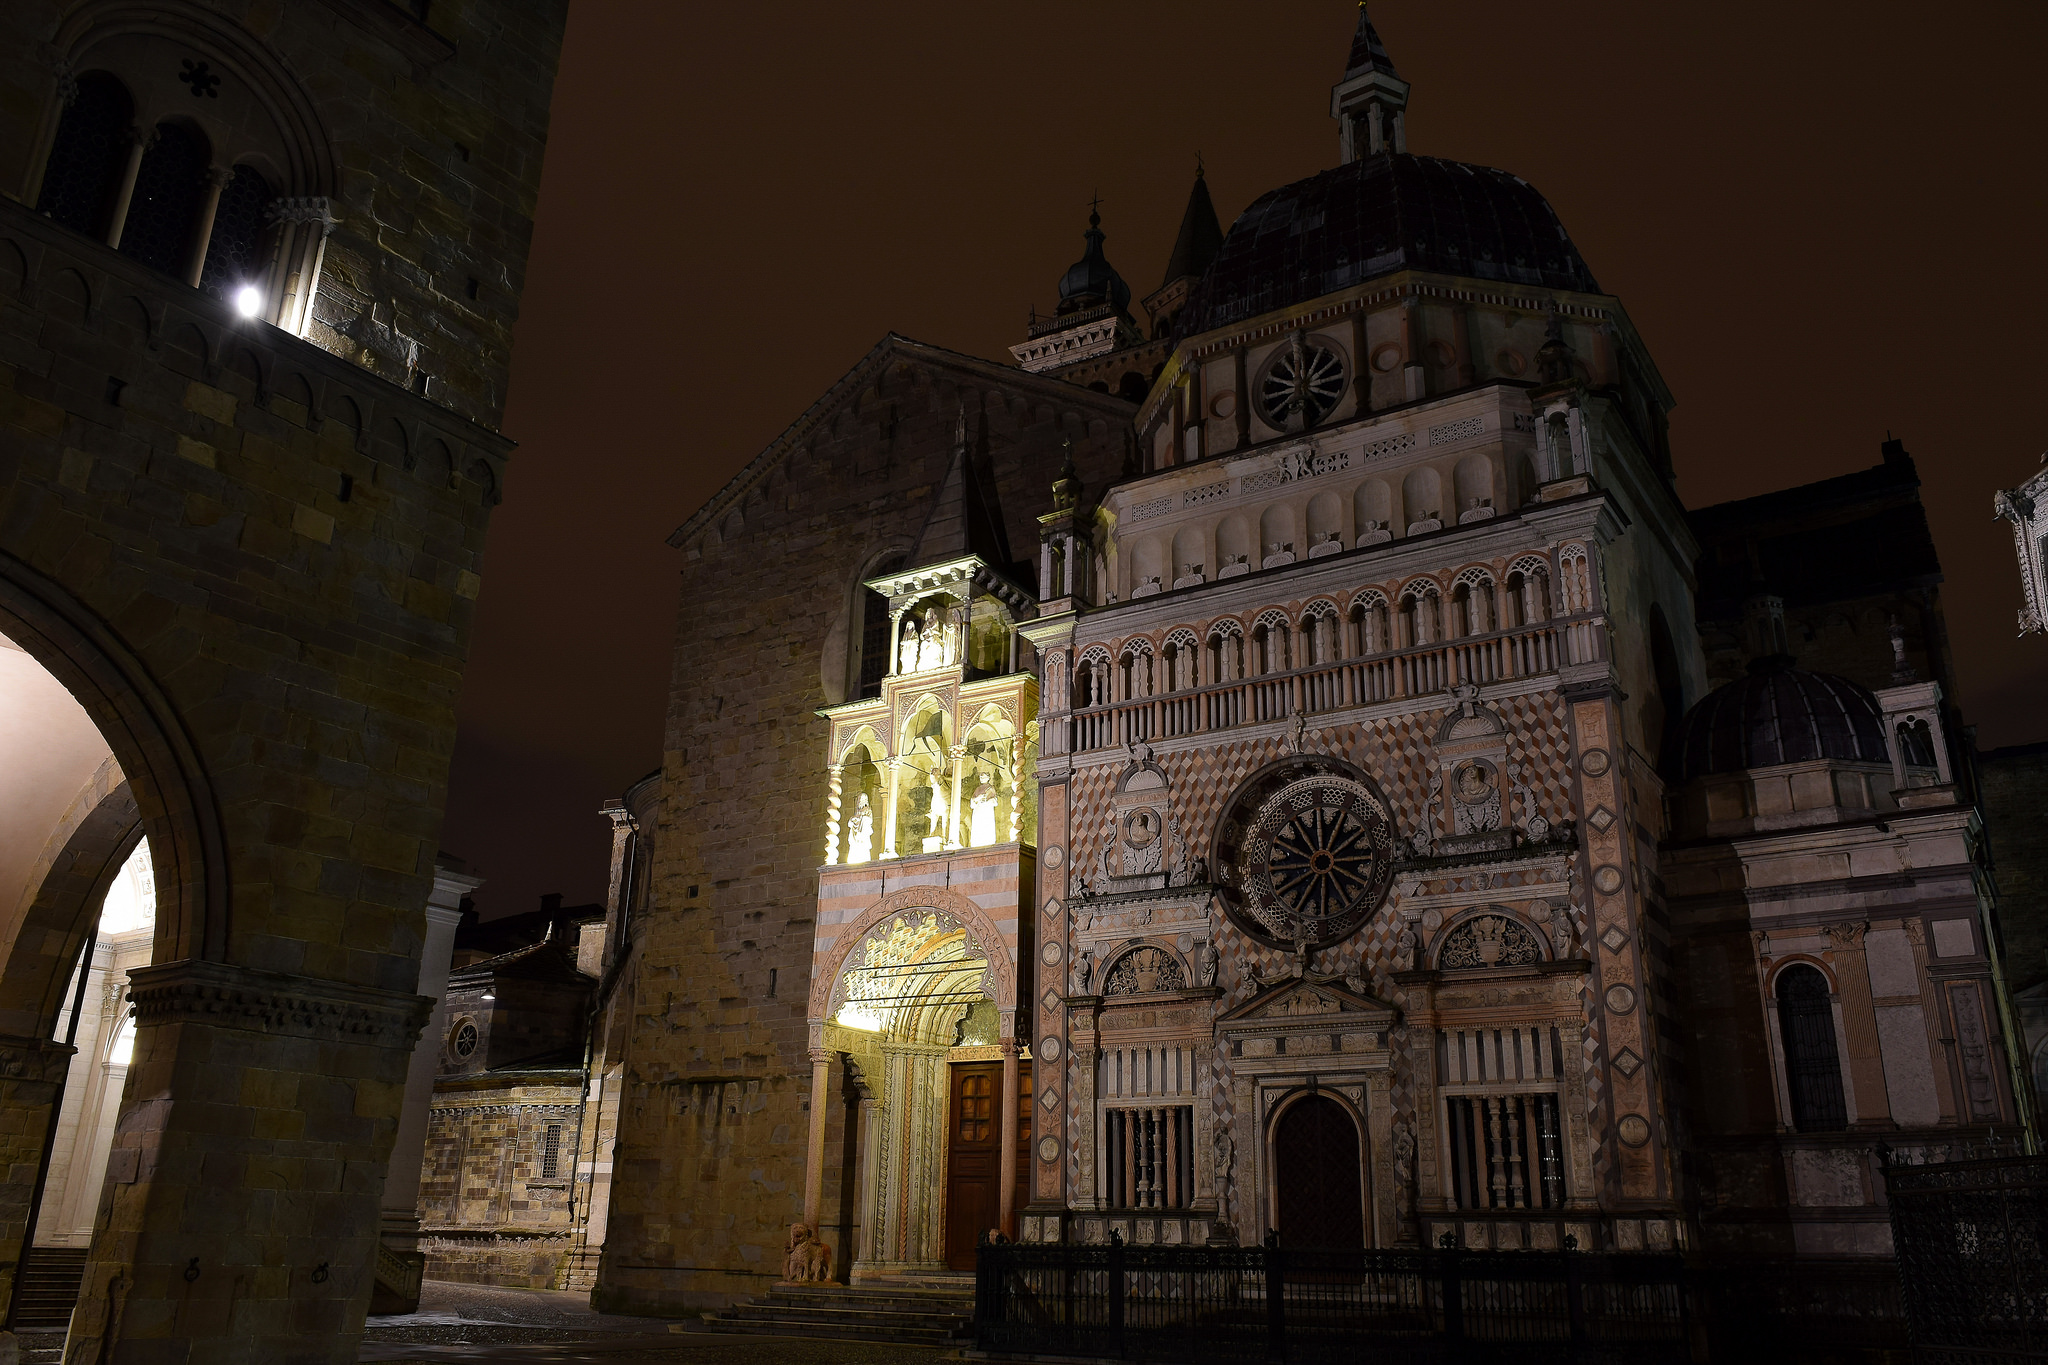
[1776,964,1847,1132]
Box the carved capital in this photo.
[1823,921,1868,950]
[125,959,432,1049]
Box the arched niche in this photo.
[896,696,954,855]
[960,704,1018,848]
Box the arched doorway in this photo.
[1271,1095,1364,1249]
[805,890,1024,1279]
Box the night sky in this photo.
[440,2,2048,919]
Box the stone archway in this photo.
[0,779,142,1325]
[804,885,1025,1276]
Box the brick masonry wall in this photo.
[596,346,1133,1312]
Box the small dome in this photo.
[1056,211,1131,317]
[1672,662,1891,781]
[1176,152,1599,337]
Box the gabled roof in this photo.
[666,334,1136,554]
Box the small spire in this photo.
[1344,3,1400,78]
[1331,3,1411,162]
[1158,162,1224,290]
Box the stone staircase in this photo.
[677,1277,976,1346]
[10,1247,87,1329]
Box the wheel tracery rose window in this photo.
[1258,338,1346,430]
[1216,763,1397,948]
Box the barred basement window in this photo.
[541,1123,562,1178]
[1440,1025,1567,1212]
[1777,964,1848,1133]
[1104,1107,1194,1209]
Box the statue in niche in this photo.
[898,617,922,674]
[846,793,874,864]
[1213,1124,1237,1227]
[1122,809,1164,875]
[1070,949,1095,997]
[969,777,998,847]
[1393,927,1418,972]
[1199,940,1218,987]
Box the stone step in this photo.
[760,1287,973,1314]
[677,1281,977,1347]
[724,1301,969,1329]
[678,1313,966,1345]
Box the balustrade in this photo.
[1057,618,1592,753]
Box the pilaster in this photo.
[64,960,430,1365]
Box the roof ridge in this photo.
[666,335,1136,553]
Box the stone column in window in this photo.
[946,744,966,850]
[879,758,902,860]
[104,126,151,250]
[185,165,233,289]
[823,760,844,865]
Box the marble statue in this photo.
[968,777,997,847]
[1070,949,1094,997]
[1199,940,1218,987]
[898,617,921,674]
[846,792,874,864]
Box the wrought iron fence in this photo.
[1881,1144,2048,1364]
[974,1235,1695,1363]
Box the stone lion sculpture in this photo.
[783,1222,832,1283]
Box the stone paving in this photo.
[359,1281,947,1363]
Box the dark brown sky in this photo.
[442,1,2048,918]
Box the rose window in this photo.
[450,1020,479,1059]
[1258,338,1347,430]
[1216,763,1397,948]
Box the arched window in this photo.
[120,120,211,280]
[1896,718,1937,769]
[1776,964,1847,1132]
[197,164,275,301]
[35,71,135,240]
[855,555,904,699]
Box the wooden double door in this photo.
[944,1060,1031,1269]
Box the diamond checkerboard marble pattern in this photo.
[1057,686,1601,1219]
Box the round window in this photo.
[450,1019,479,1059]
[1215,761,1397,949]
[1258,337,1347,431]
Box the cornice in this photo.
[125,958,432,1048]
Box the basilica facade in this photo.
[599,12,2026,1310]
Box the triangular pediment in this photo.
[1217,976,1398,1028]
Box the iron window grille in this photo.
[1439,1026,1568,1211]
[541,1123,562,1179]
[1776,964,1848,1132]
